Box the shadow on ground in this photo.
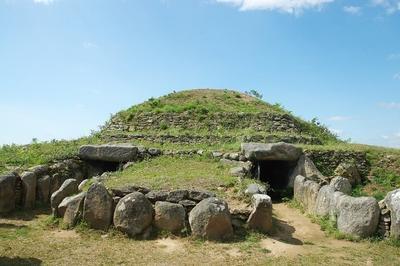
[0,256,42,266]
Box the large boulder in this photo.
[113,192,154,237]
[36,175,51,204]
[330,176,352,195]
[384,189,400,239]
[50,179,78,216]
[154,201,186,233]
[247,194,273,233]
[83,183,114,231]
[21,171,37,209]
[293,175,321,214]
[244,183,267,197]
[336,195,380,238]
[58,192,86,227]
[0,173,17,213]
[314,185,336,217]
[189,197,233,241]
[334,162,361,186]
[288,155,326,188]
[79,144,138,163]
[241,142,302,162]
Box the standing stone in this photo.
[314,185,336,216]
[293,175,321,214]
[336,195,380,238]
[50,179,78,216]
[0,173,17,213]
[154,201,186,233]
[113,192,154,237]
[189,197,233,241]
[83,183,114,231]
[36,175,51,204]
[288,155,326,188]
[334,162,361,186]
[21,171,37,209]
[50,173,64,196]
[330,176,352,195]
[384,189,400,239]
[247,194,273,233]
[59,192,86,227]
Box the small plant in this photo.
[159,121,169,130]
[245,89,263,99]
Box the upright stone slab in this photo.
[189,197,233,241]
[241,142,302,161]
[21,171,37,209]
[83,183,113,231]
[314,185,336,217]
[79,144,138,162]
[247,194,273,233]
[288,155,326,188]
[293,175,321,214]
[384,189,400,239]
[50,179,78,216]
[336,195,380,238]
[0,173,17,213]
[37,175,51,204]
[59,192,86,227]
[113,192,154,236]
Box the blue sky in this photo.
[0,0,399,147]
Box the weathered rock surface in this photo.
[83,183,114,231]
[50,173,64,196]
[334,162,361,186]
[241,142,302,161]
[50,179,78,216]
[288,155,326,188]
[111,185,150,198]
[336,195,380,238]
[244,183,267,197]
[293,175,321,214]
[113,192,154,236]
[36,175,50,204]
[230,166,247,177]
[188,190,216,202]
[384,189,400,239]
[189,197,233,241]
[247,194,273,233]
[0,173,17,213]
[21,171,37,209]
[330,176,352,195]
[145,190,169,203]
[314,185,336,216]
[166,190,189,203]
[154,201,186,233]
[79,144,138,162]
[58,192,86,227]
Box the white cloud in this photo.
[394,72,400,80]
[328,115,352,121]
[378,102,400,109]
[329,128,343,135]
[343,5,361,15]
[215,0,334,14]
[371,0,400,14]
[33,0,56,5]
[82,42,98,49]
[387,53,400,60]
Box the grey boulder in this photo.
[50,179,78,216]
[36,175,51,204]
[0,173,17,213]
[384,189,400,239]
[83,183,114,231]
[334,162,361,186]
[247,194,273,233]
[58,192,86,227]
[21,171,37,209]
[241,142,302,162]
[146,190,169,203]
[245,183,267,197]
[79,144,138,162]
[189,197,233,241]
[166,190,189,203]
[113,192,154,237]
[336,195,380,238]
[188,190,216,202]
[154,201,186,233]
[288,155,326,188]
[330,176,352,195]
[293,175,321,214]
[314,185,336,217]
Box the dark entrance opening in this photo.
[252,160,297,201]
[85,160,121,178]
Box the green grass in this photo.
[104,156,237,192]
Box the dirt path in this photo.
[262,203,363,257]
